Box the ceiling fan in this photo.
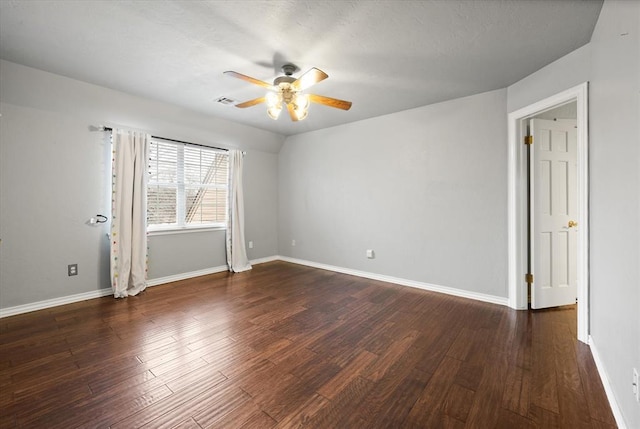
[224,64,352,122]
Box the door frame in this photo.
[507,82,589,343]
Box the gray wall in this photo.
[244,150,279,261]
[0,60,282,309]
[507,43,591,113]
[507,1,639,425]
[147,232,227,279]
[589,1,639,426]
[278,89,508,298]
[0,103,113,306]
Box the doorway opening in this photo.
[507,83,589,343]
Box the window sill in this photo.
[147,225,227,236]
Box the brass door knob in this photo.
[568,220,578,228]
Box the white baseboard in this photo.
[0,255,507,318]
[278,256,509,307]
[146,256,279,287]
[588,335,627,429]
[146,265,229,287]
[249,255,280,265]
[0,288,114,318]
[0,256,281,318]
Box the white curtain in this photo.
[226,150,252,273]
[110,129,149,298]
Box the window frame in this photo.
[147,138,229,235]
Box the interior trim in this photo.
[0,256,279,318]
[507,82,589,343]
[589,335,628,429]
[279,256,509,307]
[0,254,506,318]
[0,288,113,319]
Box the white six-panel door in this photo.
[531,118,578,309]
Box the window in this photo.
[147,138,228,231]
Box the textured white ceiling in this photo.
[0,0,602,136]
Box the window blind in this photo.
[148,139,228,229]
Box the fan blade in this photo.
[292,68,328,91]
[286,103,300,122]
[308,94,352,110]
[235,97,266,108]
[224,71,274,89]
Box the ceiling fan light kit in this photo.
[266,91,282,120]
[265,82,310,121]
[224,64,352,122]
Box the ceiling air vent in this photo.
[216,96,236,105]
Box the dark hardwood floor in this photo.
[0,261,616,428]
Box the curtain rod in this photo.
[99,126,236,153]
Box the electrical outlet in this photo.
[633,368,639,402]
[248,241,253,249]
[291,239,296,246]
[68,264,78,276]
[366,249,375,259]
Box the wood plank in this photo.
[529,403,562,428]
[172,417,203,429]
[317,350,377,399]
[501,364,532,417]
[530,329,560,413]
[254,376,318,422]
[109,378,235,428]
[463,326,511,428]
[300,376,375,428]
[553,322,583,393]
[557,385,595,428]
[362,330,419,382]
[360,368,431,428]
[139,382,248,429]
[198,397,276,429]
[496,409,538,428]
[163,364,227,393]
[404,356,462,426]
[442,383,475,422]
[273,393,329,428]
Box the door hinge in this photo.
[525,273,534,283]
[524,135,533,145]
